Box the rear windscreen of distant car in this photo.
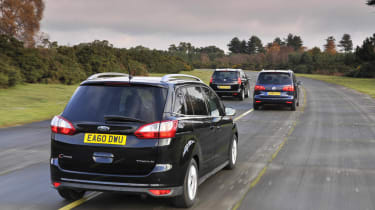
[257,73,292,85]
[62,85,167,123]
[213,71,239,80]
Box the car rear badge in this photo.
[272,86,277,90]
[98,126,110,132]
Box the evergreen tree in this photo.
[356,33,375,62]
[338,34,353,53]
[285,34,303,51]
[247,36,265,54]
[240,40,247,53]
[228,37,242,54]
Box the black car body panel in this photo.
[50,73,238,199]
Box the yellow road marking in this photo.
[58,192,102,210]
[58,108,255,210]
[232,86,307,210]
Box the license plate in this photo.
[218,86,231,89]
[84,133,127,145]
[268,92,281,96]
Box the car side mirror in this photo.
[225,107,236,116]
[297,81,302,86]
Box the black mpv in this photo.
[50,73,238,208]
[209,69,251,100]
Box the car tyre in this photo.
[253,103,260,110]
[225,135,238,170]
[173,159,198,208]
[291,100,296,111]
[245,88,250,98]
[238,89,245,101]
[58,188,85,201]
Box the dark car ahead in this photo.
[50,73,238,208]
[209,69,250,100]
[253,70,301,111]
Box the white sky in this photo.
[41,0,375,52]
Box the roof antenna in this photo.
[126,57,133,82]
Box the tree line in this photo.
[0,36,191,88]
[0,0,374,88]
[167,33,375,78]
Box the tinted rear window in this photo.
[257,73,292,85]
[213,71,239,80]
[62,85,167,123]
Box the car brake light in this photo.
[135,120,178,139]
[210,77,213,83]
[51,116,76,135]
[53,182,61,188]
[238,78,242,85]
[282,85,294,91]
[148,189,171,196]
[254,85,265,91]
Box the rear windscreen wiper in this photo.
[104,115,146,123]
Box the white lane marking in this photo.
[234,109,254,122]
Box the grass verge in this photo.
[0,69,213,127]
[297,74,375,99]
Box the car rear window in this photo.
[213,71,239,80]
[62,85,167,123]
[257,73,292,85]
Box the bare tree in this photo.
[0,0,45,47]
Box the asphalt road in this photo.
[0,71,374,210]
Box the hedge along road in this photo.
[2,70,373,210]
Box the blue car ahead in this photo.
[253,70,301,111]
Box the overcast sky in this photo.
[41,0,375,52]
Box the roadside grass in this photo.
[0,69,214,127]
[149,69,213,84]
[0,84,78,127]
[297,74,375,99]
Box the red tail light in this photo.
[53,182,61,188]
[135,120,178,139]
[148,189,171,196]
[51,116,76,135]
[254,85,266,91]
[237,78,242,85]
[210,77,213,84]
[282,85,294,91]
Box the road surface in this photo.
[0,71,374,210]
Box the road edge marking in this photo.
[234,109,254,122]
[232,86,307,210]
[58,192,102,210]
[57,108,255,210]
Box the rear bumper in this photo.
[50,158,184,197]
[212,90,241,96]
[253,95,294,104]
[55,178,183,197]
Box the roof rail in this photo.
[161,74,203,83]
[87,72,129,80]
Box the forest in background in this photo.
[0,0,374,88]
